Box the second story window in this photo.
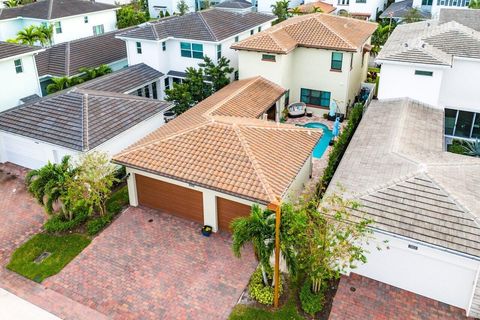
[250,29,254,35]
[217,44,222,60]
[84,16,88,23]
[180,42,203,59]
[93,24,104,35]
[331,52,343,71]
[54,21,62,34]
[258,26,262,32]
[422,0,433,4]
[14,59,23,73]
[262,54,276,62]
[162,41,166,51]
[136,42,142,54]
[414,70,433,76]
[235,36,239,42]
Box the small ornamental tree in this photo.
[116,5,148,29]
[403,8,424,23]
[199,56,234,92]
[165,82,194,114]
[469,0,480,8]
[271,0,291,24]
[176,0,189,15]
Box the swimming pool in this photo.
[303,122,332,158]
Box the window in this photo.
[300,88,331,107]
[136,42,142,54]
[235,36,239,42]
[14,59,23,73]
[356,0,366,3]
[84,16,88,23]
[331,52,343,71]
[144,85,150,98]
[234,70,239,80]
[180,42,203,59]
[172,77,182,84]
[164,77,170,90]
[262,54,276,62]
[217,44,222,60]
[162,41,166,51]
[93,24,104,35]
[444,108,480,139]
[250,29,254,35]
[54,21,62,34]
[422,0,433,4]
[258,26,262,32]
[284,89,290,107]
[415,70,433,76]
[152,82,158,99]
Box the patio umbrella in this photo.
[329,100,337,117]
[332,117,341,138]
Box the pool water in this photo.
[303,122,332,158]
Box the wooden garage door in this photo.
[135,175,204,223]
[217,197,251,231]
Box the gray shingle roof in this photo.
[79,63,163,93]
[377,20,480,65]
[0,41,43,61]
[0,0,117,21]
[215,0,252,9]
[379,0,430,19]
[167,70,187,78]
[0,88,171,151]
[326,98,480,257]
[36,29,130,77]
[117,8,274,42]
[439,8,480,32]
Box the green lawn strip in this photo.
[7,233,91,282]
[229,299,304,320]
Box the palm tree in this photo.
[4,0,19,7]
[78,67,97,80]
[46,77,73,94]
[94,64,112,77]
[16,25,42,46]
[232,205,276,286]
[25,156,74,215]
[36,24,54,47]
[311,6,323,13]
[403,8,424,23]
[290,7,302,15]
[469,0,480,8]
[271,0,291,24]
[463,138,480,157]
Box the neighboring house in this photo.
[0,0,118,45]
[257,0,302,14]
[0,81,171,169]
[214,0,254,12]
[411,0,473,18]
[117,8,275,98]
[321,0,386,20]
[0,42,44,111]
[35,29,130,95]
[380,0,431,21]
[232,14,376,116]
[290,1,337,14]
[113,76,321,233]
[376,20,480,142]
[326,98,480,318]
[438,8,480,31]
[148,0,195,17]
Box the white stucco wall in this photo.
[353,231,480,311]
[0,54,42,111]
[257,0,302,13]
[438,58,480,113]
[322,0,386,18]
[0,10,117,44]
[148,0,196,17]
[282,154,313,202]
[377,62,446,107]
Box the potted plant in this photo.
[201,225,212,237]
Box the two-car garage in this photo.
[134,174,253,232]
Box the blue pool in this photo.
[303,122,332,158]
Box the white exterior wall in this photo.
[148,0,196,17]
[96,0,132,5]
[125,167,263,232]
[0,54,42,111]
[439,58,480,112]
[282,155,312,202]
[257,0,302,13]
[354,231,480,311]
[238,46,367,115]
[323,0,386,19]
[0,10,117,44]
[377,62,445,107]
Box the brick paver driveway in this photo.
[45,207,257,320]
[329,273,473,320]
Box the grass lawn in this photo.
[229,299,304,320]
[7,233,91,282]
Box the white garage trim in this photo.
[353,230,480,311]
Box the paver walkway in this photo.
[45,207,257,320]
[329,273,474,320]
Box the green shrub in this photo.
[106,186,129,215]
[248,267,283,305]
[43,210,89,233]
[299,279,324,316]
[86,214,113,236]
[447,139,467,155]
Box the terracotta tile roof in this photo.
[113,77,321,203]
[231,13,377,54]
[291,1,336,14]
